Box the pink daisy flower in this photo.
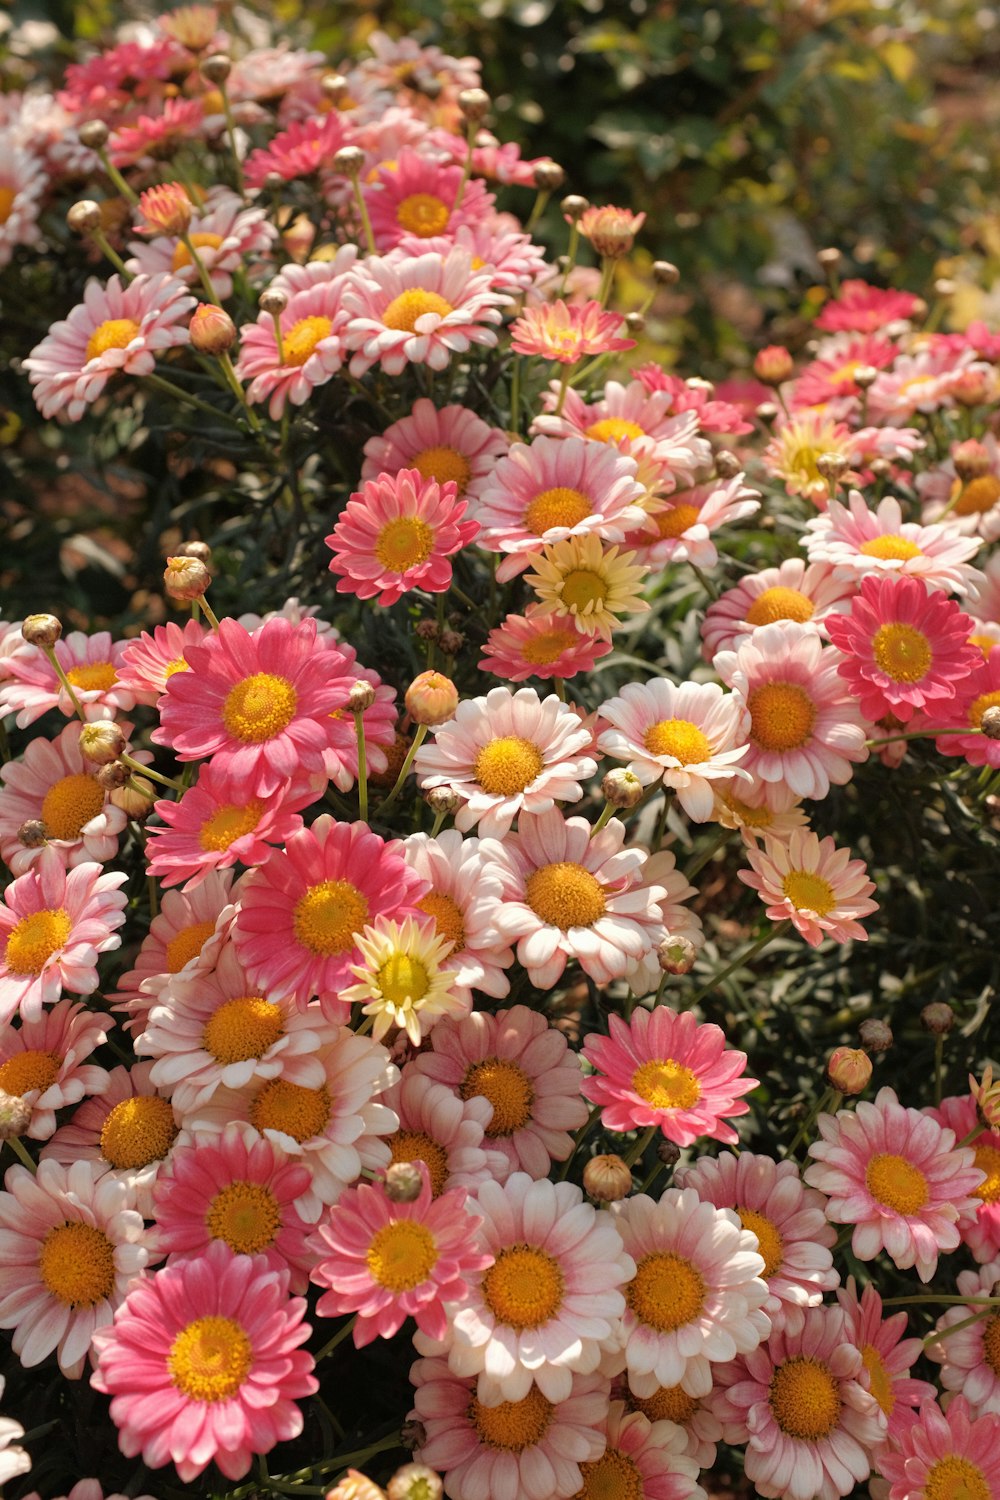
[815,279,921,333]
[574,1401,705,1500]
[712,779,810,847]
[245,113,349,187]
[625,849,705,998]
[0,630,134,727]
[0,998,110,1140]
[361,399,508,506]
[581,1007,758,1148]
[0,850,127,1025]
[235,277,350,419]
[738,828,879,947]
[928,1259,1000,1416]
[413,685,598,839]
[791,334,898,413]
[635,365,755,434]
[709,1304,885,1500]
[342,248,508,377]
[410,1359,609,1500]
[700,560,855,662]
[125,189,277,300]
[111,871,237,1029]
[90,1239,316,1481]
[677,1150,838,1337]
[153,616,348,797]
[484,807,669,988]
[802,490,983,597]
[479,609,613,682]
[919,434,1000,540]
[838,1278,935,1425]
[115,618,208,705]
[0,1159,148,1378]
[234,814,427,1011]
[364,147,493,249]
[803,1085,984,1281]
[474,435,646,581]
[318,646,399,793]
[928,1094,1000,1262]
[714,620,869,807]
[326,468,478,606]
[624,1376,724,1470]
[510,299,635,363]
[381,1070,506,1199]
[929,645,1000,770]
[107,97,207,169]
[399,223,548,293]
[0,136,44,270]
[536,377,711,475]
[58,36,182,112]
[401,828,513,1000]
[867,349,975,426]
[23,273,195,422]
[878,1397,1000,1500]
[310,1162,491,1344]
[0,719,127,875]
[623,475,761,571]
[411,1004,589,1181]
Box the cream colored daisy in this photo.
[525,534,650,639]
[341,915,468,1045]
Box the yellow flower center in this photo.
[366,1219,439,1290]
[395,192,451,237]
[737,1207,783,1278]
[631,1058,701,1111]
[970,634,998,662]
[955,475,1000,517]
[40,773,104,840]
[198,800,266,852]
[781,869,836,917]
[292,879,369,956]
[171,231,225,271]
[861,1343,895,1416]
[410,445,472,492]
[872,622,932,683]
[281,315,333,366]
[460,1058,534,1137]
[374,516,435,572]
[4,908,72,976]
[769,1357,842,1440]
[784,443,824,484]
[481,1244,564,1329]
[249,1079,331,1142]
[627,1251,705,1331]
[631,1384,699,1424]
[0,187,16,225]
[720,793,774,829]
[574,1447,644,1500]
[470,1387,554,1451]
[202,995,285,1065]
[560,568,609,611]
[168,1315,254,1402]
[865,1152,929,1214]
[416,892,466,951]
[924,1457,991,1500]
[585,418,645,444]
[0,1048,62,1096]
[221,672,298,744]
[745,586,816,627]
[747,682,816,752]
[654,502,700,539]
[66,661,118,692]
[525,860,606,929]
[165,657,190,677]
[643,717,712,764]
[85,318,141,362]
[387,1129,450,1197]
[520,626,582,665]
[165,918,217,973]
[205,1180,282,1254]
[859,534,923,562]
[100,1095,178,1169]
[382,289,454,332]
[969,690,1000,729]
[473,735,544,796]
[974,1142,1000,1203]
[39,1221,116,1306]
[982,1317,1000,1377]
[524,487,593,534]
[376,951,431,1005]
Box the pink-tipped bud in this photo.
[583,1153,633,1203]
[405,671,459,727]
[387,1463,443,1500]
[79,721,127,766]
[189,303,237,355]
[953,439,992,483]
[827,1046,872,1096]
[753,345,794,385]
[577,204,646,259]
[657,935,697,976]
[324,1471,386,1500]
[137,181,193,238]
[21,613,62,647]
[164,555,211,602]
[952,368,994,407]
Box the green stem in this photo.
[121,753,183,792]
[378,725,428,816]
[218,79,248,201]
[884,1294,1000,1307]
[180,232,223,306]
[553,362,572,416]
[558,222,581,297]
[524,188,550,235]
[925,1306,998,1344]
[354,709,368,825]
[92,229,131,279]
[785,1086,834,1161]
[590,801,616,838]
[686,921,789,1007]
[934,1033,944,1107]
[688,561,718,600]
[349,175,377,255]
[144,371,245,428]
[5,1136,36,1173]
[684,826,732,881]
[219,352,263,431]
[315,1433,401,1475]
[42,644,87,720]
[597,256,616,308]
[558,1106,600,1180]
[621,1124,657,1169]
[198,597,222,631]
[866,726,981,747]
[509,354,521,436]
[98,146,139,204]
[314,1315,358,1360]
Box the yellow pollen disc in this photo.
[388,1129,450,1197]
[202,995,285,1065]
[481,1244,564,1329]
[859,533,923,562]
[521,627,581,666]
[525,486,593,534]
[769,1357,842,1440]
[100,1094,178,1169]
[974,1143,1000,1203]
[643,716,712,764]
[396,192,451,237]
[722,793,773,829]
[249,1078,331,1142]
[654,502,700,539]
[574,1447,645,1500]
[461,1058,534,1137]
[865,1153,929,1214]
[955,475,1000,517]
[65,661,118,692]
[627,1251,705,1332]
[872,622,932,683]
[923,1457,991,1500]
[85,318,141,363]
[970,634,998,662]
[781,869,836,917]
[473,735,544,796]
[39,1221,116,1306]
[829,359,861,386]
[4,908,72,976]
[747,681,816,752]
[168,1315,253,1402]
[525,860,606,930]
[366,1218,439,1290]
[784,444,823,484]
[737,1207,784,1278]
[164,657,190,677]
[376,951,430,1005]
[292,879,369,956]
[861,1343,895,1416]
[969,690,1000,729]
[631,1384,699,1425]
[416,892,466,951]
[0,1049,62,1096]
[171,231,225,271]
[382,289,454,332]
[410,445,471,492]
[470,1387,554,1451]
[982,1318,1000,1377]
[560,568,609,611]
[374,515,435,572]
[0,187,16,225]
[631,1058,701,1111]
[221,671,298,744]
[585,418,645,444]
[41,773,104,840]
[281,314,333,366]
[206,1180,282,1254]
[165,918,217,974]
[745,586,816,627]
[198,800,265,852]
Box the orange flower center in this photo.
[85,319,141,363]
[206,1180,282,1254]
[39,1221,116,1306]
[171,231,225,270]
[382,289,454,332]
[474,735,544,796]
[292,879,368,956]
[745,586,815,627]
[974,1142,1000,1203]
[654,502,700,539]
[202,995,285,1065]
[100,1094,178,1169]
[387,1129,450,1197]
[865,1152,928,1214]
[0,187,16,225]
[165,918,217,973]
[525,860,606,929]
[168,1315,253,1402]
[482,1245,564,1329]
[630,1384,699,1424]
[747,681,815,752]
[524,487,592,534]
[737,1206,784,1278]
[782,869,836,916]
[4,908,72,976]
[395,192,451,237]
[221,672,298,743]
[859,534,923,562]
[0,1048,62,1096]
[574,1448,645,1500]
[66,661,118,692]
[643,717,712,764]
[769,1357,842,1440]
[520,626,582,665]
[872,622,932,683]
[969,690,1000,729]
[41,773,104,840]
[470,1386,554,1451]
[955,475,1000,516]
[410,445,471,491]
[374,516,435,572]
[198,800,265,852]
[585,417,644,444]
[627,1251,705,1331]
[281,315,333,366]
[366,1219,439,1290]
[861,1342,895,1416]
[460,1057,534,1136]
[631,1057,701,1110]
[415,891,466,951]
[249,1078,331,1142]
[923,1457,991,1500]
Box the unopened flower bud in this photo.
[96,761,131,790]
[0,1090,32,1141]
[981,706,1000,740]
[325,1471,386,1500]
[952,368,993,407]
[755,402,779,426]
[264,170,285,193]
[686,378,714,397]
[201,51,231,84]
[816,452,850,481]
[921,1001,954,1035]
[853,364,880,390]
[79,720,127,765]
[817,246,842,270]
[321,73,350,103]
[533,160,565,192]
[827,1046,872,1095]
[160,3,219,51]
[21,613,62,647]
[414,619,440,642]
[583,1153,633,1203]
[625,312,645,334]
[333,145,366,179]
[175,540,212,563]
[189,303,237,355]
[137,181,193,238]
[953,440,992,482]
[869,457,892,480]
[578,204,645,259]
[715,450,742,479]
[164,555,211,602]
[753,345,794,385]
[657,935,697,976]
[560,194,589,222]
[933,277,956,300]
[438,629,464,656]
[651,260,680,285]
[384,1160,424,1203]
[259,286,289,316]
[66,199,103,235]
[600,768,643,809]
[657,1139,681,1167]
[78,119,109,150]
[18,819,48,848]
[458,87,490,122]
[405,671,459,727]
[348,680,377,714]
[387,1462,443,1500]
[110,777,156,817]
[858,1018,893,1053]
[400,1419,427,1452]
[424,785,460,816]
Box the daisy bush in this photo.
[3,12,1000,1500]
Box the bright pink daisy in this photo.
[803,490,983,597]
[234,814,427,1011]
[0,630,135,727]
[235,278,350,419]
[115,618,208,705]
[581,1007,758,1148]
[107,97,207,168]
[815,279,921,333]
[929,645,1000,770]
[700,560,855,661]
[399,222,548,293]
[57,35,183,111]
[928,1094,1000,1261]
[877,1397,1000,1500]
[479,609,613,682]
[738,829,879,947]
[361,399,508,505]
[401,828,514,1000]
[622,475,761,571]
[634,364,754,434]
[533,379,711,484]
[837,1278,935,1426]
[928,1259,1000,1417]
[364,147,494,249]
[792,332,897,409]
[510,299,635,363]
[111,871,237,1030]
[380,1069,506,1199]
[125,189,277,301]
[866,349,974,425]
[90,1239,317,1481]
[574,1401,704,1500]
[0,719,127,875]
[803,1085,984,1281]
[0,998,110,1140]
[313,639,399,792]
[0,136,44,271]
[244,111,349,186]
